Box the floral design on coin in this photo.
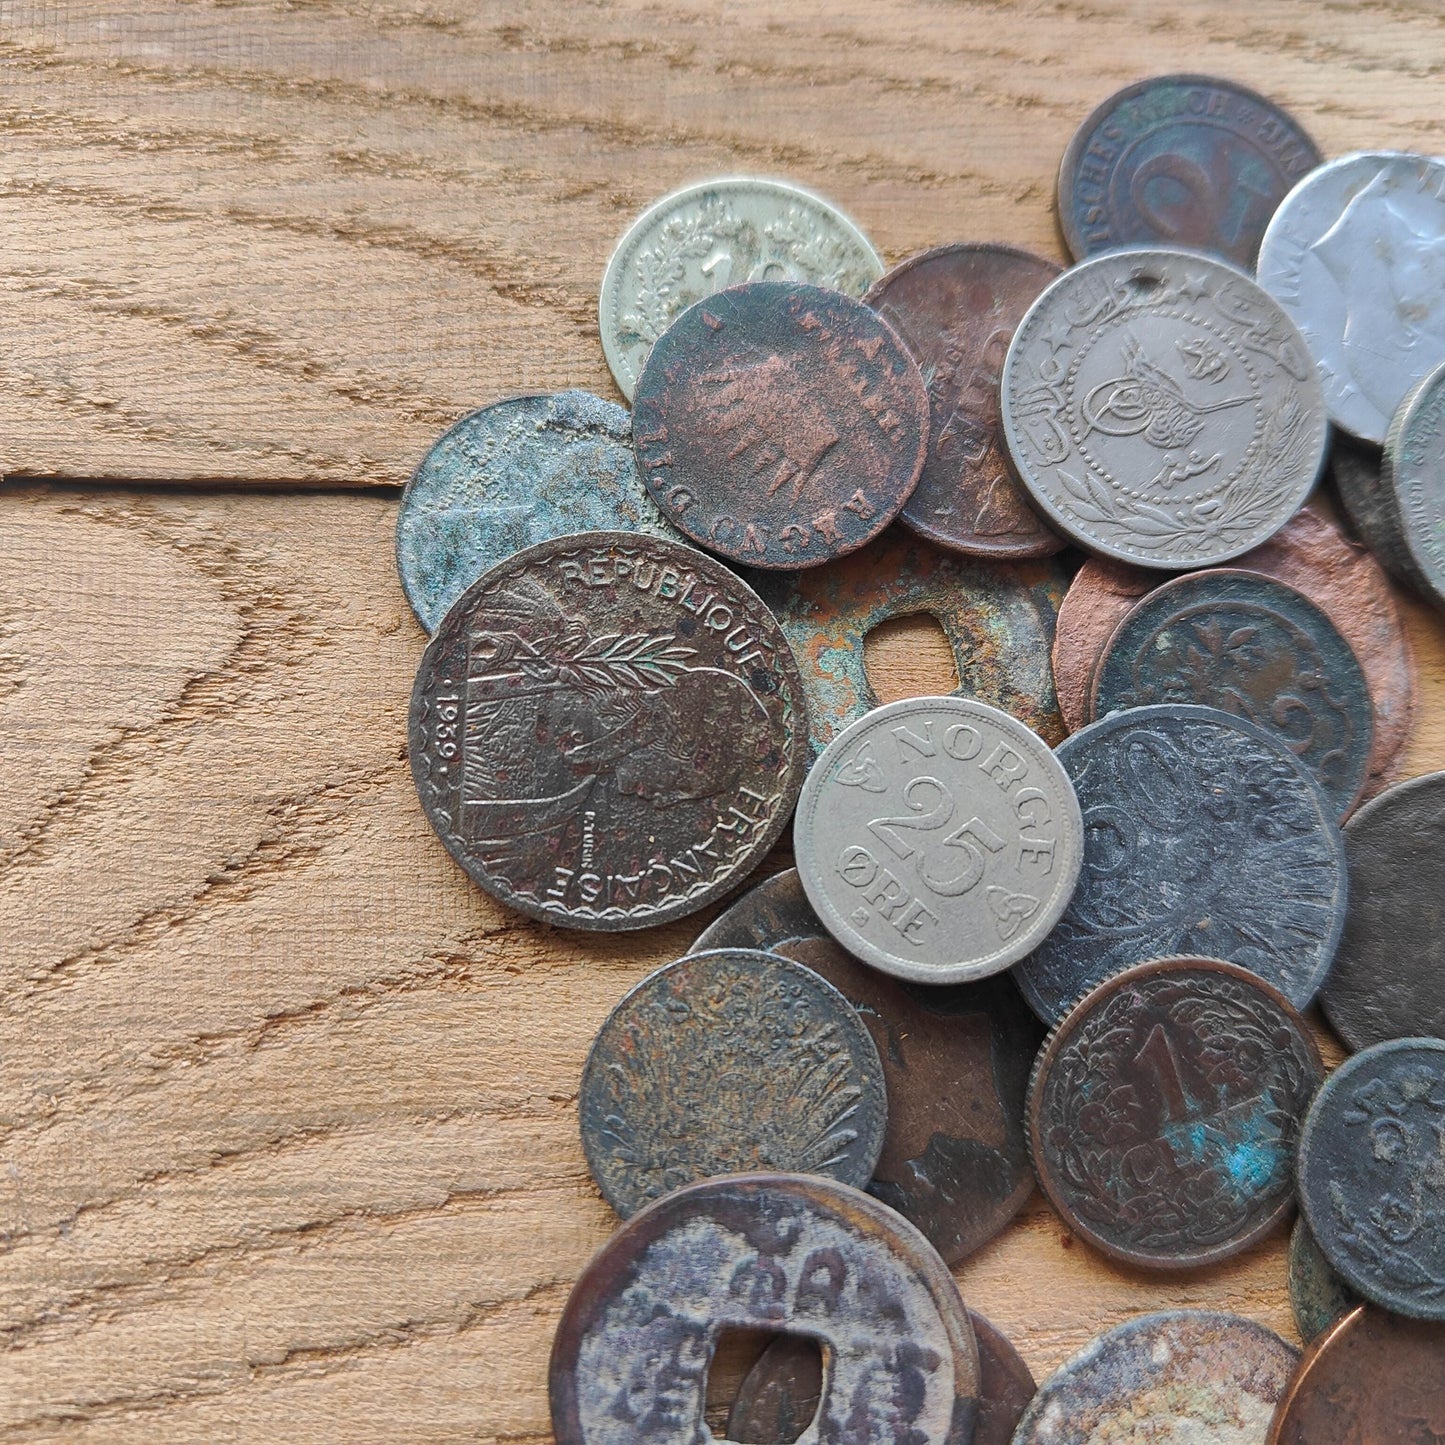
[408,531,807,930]
[1384,358,1445,609]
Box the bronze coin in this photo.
[863,243,1065,559]
[1287,1215,1360,1344]
[632,281,930,570]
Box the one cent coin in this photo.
[1000,248,1327,568]
[548,1173,981,1445]
[1027,957,1323,1271]
[1298,1037,1445,1320]
[408,531,808,930]
[1287,1215,1360,1344]
[1057,75,1321,271]
[1013,705,1348,1024]
[1384,357,1445,610]
[795,697,1083,985]
[632,281,929,569]
[863,243,1065,558]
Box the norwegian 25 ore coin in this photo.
[794,697,1083,986]
[408,531,808,930]
[1001,248,1327,569]
[1027,958,1323,1271]
[1288,1215,1360,1344]
[1384,358,1445,610]
[1057,75,1320,272]
[632,281,930,570]
[549,1173,981,1445]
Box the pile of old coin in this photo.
[397,73,1444,1443]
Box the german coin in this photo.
[578,949,886,1217]
[1028,957,1323,1270]
[548,1173,981,1445]
[598,177,884,401]
[1001,248,1327,568]
[1384,357,1445,609]
[1288,1216,1360,1343]
[863,243,1065,558]
[1058,75,1321,271]
[1014,705,1348,1024]
[632,281,929,569]
[1089,569,1374,820]
[1298,1037,1445,1319]
[1258,152,1445,444]
[795,697,1083,985]
[408,531,808,930]
[395,391,680,633]
[1322,772,1445,1051]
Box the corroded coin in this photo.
[863,243,1065,558]
[1027,957,1323,1271]
[633,281,929,569]
[548,1173,981,1445]
[578,949,886,1217]
[1057,75,1320,271]
[408,531,808,930]
[1298,1037,1445,1319]
[1012,1310,1297,1443]
[598,176,883,401]
[1288,1216,1360,1344]
[1384,357,1445,610]
[1088,569,1374,820]
[1000,248,1327,568]
[693,866,827,956]
[1014,705,1348,1024]
[795,697,1083,985]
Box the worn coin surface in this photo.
[633,281,929,569]
[1001,247,1327,568]
[863,243,1064,558]
[1028,957,1323,1270]
[598,176,884,401]
[1288,1216,1360,1343]
[1258,152,1445,444]
[1014,705,1348,1024]
[1384,357,1445,609]
[1057,75,1320,271]
[408,531,807,930]
[795,697,1083,984]
[548,1172,981,1445]
[1298,1037,1445,1320]
[1012,1310,1297,1444]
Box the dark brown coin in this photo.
[1288,1215,1360,1343]
[632,281,929,570]
[408,530,808,930]
[549,1173,981,1445]
[863,243,1065,559]
[692,865,824,956]
[1052,555,1152,734]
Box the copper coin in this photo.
[1287,1216,1360,1344]
[863,243,1065,559]
[632,281,929,570]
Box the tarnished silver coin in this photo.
[1000,247,1327,568]
[598,177,883,401]
[794,697,1083,985]
[1258,152,1445,444]
[1384,358,1445,609]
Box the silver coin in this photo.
[1384,358,1445,608]
[1000,247,1327,568]
[794,696,1083,985]
[598,177,884,401]
[1257,152,1445,445]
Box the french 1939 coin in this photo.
[1014,705,1347,1024]
[578,949,886,1218]
[1288,1215,1360,1344]
[632,281,929,569]
[598,177,884,401]
[395,391,680,633]
[1000,247,1327,569]
[794,697,1083,985]
[1384,358,1445,609]
[548,1173,981,1445]
[863,243,1065,558]
[1258,152,1445,445]
[1027,958,1323,1271]
[408,531,808,930]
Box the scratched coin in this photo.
[1028,957,1323,1270]
[863,243,1065,558]
[1000,247,1327,568]
[1384,357,1445,610]
[408,531,807,930]
[1014,705,1348,1024]
[1287,1216,1360,1343]
[598,176,883,401]
[632,281,929,569]
[548,1172,981,1445]
[795,697,1083,985]
[1298,1037,1445,1319]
